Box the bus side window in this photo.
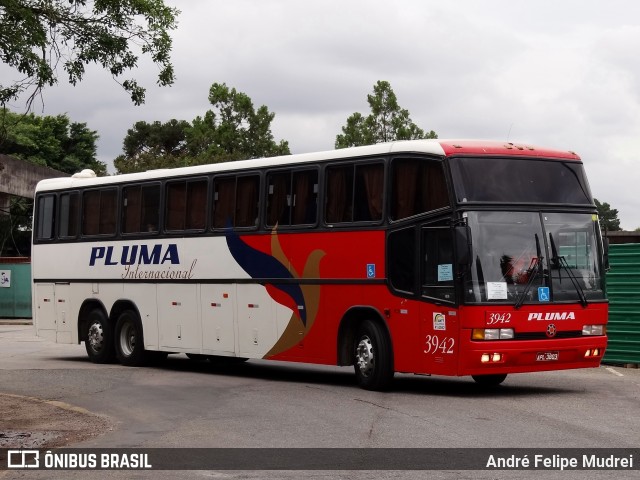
[391,159,449,220]
[123,184,160,233]
[326,165,353,223]
[36,194,56,240]
[387,227,416,294]
[82,188,116,236]
[59,192,79,239]
[166,179,207,231]
[165,181,186,231]
[267,169,318,227]
[325,162,382,224]
[212,175,258,229]
[267,171,290,226]
[422,227,455,303]
[354,163,383,222]
[212,177,235,229]
[186,180,207,230]
[235,176,259,228]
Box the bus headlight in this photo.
[472,328,514,340]
[582,325,606,336]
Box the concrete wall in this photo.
[0,154,68,199]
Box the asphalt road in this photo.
[1,324,639,480]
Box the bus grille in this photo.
[514,330,583,340]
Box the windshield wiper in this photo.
[549,233,588,307]
[514,234,544,310]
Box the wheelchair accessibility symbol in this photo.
[538,287,550,302]
[367,264,376,278]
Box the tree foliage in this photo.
[594,198,622,231]
[0,0,179,108]
[0,109,105,175]
[114,83,290,174]
[335,80,437,148]
[0,196,32,257]
[113,119,190,173]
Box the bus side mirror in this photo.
[455,225,472,266]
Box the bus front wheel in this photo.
[84,309,115,364]
[353,319,394,391]
[114,310,147,367]
[472,374,507,386]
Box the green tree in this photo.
[0,196,32,257]
[0,0,178,108]
[186,82,290,163]
[594,198,622,231]
[113,119,190,174]
[114,83,290,174]
[0,109,105,175]
[335,80,437,148]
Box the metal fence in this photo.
[0,258,32,318]
[604,243,640,364]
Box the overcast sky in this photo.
[6,0,640,229]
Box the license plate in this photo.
[536,351,559,362]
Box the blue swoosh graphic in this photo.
[225,226,307,326]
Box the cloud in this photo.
[4,0,640,229]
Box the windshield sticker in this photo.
[487,282,508,300]
[433,313,446,331]
[438,264,453,282]
[538,287,550,302]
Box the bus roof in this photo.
[34,139,581,192]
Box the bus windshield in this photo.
[463,211,605,304]
[450,157,593,204]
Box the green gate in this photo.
[0,259,32,318]
[605,243,640,364]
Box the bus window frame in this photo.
[57,190,81,241]
[323,158,386,228]
[388,155,452,224]
[35,193,57,242]
[81,186,119,239]
[164,176,209,234]
[386,225,419,298]
[420,223,457,305]
[121,181,162,237]
[211,172,262,232]
[265,165,320,230]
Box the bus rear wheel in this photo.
[472,374,507,386]
[353,319,393,391]
[84,309,115,364]
[114,310,148,367]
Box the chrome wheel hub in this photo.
[119,322,136,357]
[87,323,104,353]
[356,335,374,377]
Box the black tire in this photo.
[114,310,148,366]
[472,374,508,386]
[84,309,115,364]
[353,319,394,391]
[147,351,169,365]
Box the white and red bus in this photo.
[32,140,608,390]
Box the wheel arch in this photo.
[109,299,142,327]
[336,306,394,367]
